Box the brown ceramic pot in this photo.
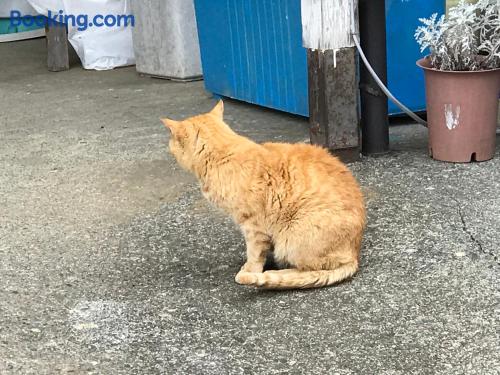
[417,57,500,163]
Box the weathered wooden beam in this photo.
[308,48,360,162]
[45,22,69,72]
[302,0,360,162]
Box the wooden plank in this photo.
[45,22,69,72]
[308,49,328,145]
[308,47,360,162]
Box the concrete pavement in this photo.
[0,38,499,375]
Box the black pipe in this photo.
[358,0,390,155]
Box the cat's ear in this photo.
[161,118,180,133]
[209,100,224,119]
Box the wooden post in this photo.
[308,48,359,162]
[45,22,69,72]
[301,0,360,162]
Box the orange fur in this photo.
[162,101,366,289]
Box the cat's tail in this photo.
[236,262,358,290]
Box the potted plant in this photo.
[415,0,500,162]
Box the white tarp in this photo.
[0,0,38,17]
[27,0,135,70]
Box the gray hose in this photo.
[352,33,429,127]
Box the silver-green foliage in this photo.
[415,0,499,71]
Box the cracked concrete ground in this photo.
[1,38,499,375]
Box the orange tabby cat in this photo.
[162,101,366,289]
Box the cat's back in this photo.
[262,142,355,183]
[261,142,364,214]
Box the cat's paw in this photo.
[235,271,258,286]
[240,262,263,274]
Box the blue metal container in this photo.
[194,0,308,116]
[194,0,445,117]
[386,0,445,114]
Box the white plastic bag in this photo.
[27,0,135,70]
[0,0,39,17]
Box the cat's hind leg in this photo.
[237,238,359,289]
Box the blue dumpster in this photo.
[386,0,446,114]
[194,0,445,117]
[194,0,308,115]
